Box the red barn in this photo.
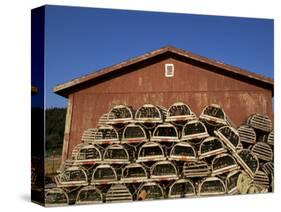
[54,46,274,163]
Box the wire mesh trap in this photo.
[106,105,134,124]
[103,144,130,164]
[137,182,164,200]
[75,186,103,205]
[199,104,228,126]
[150,161,178,181]
[182,161,211,178]
[165,102,195,122]
[198,137,226,159]
[135,104,165,123]
[137,142,166,162]
[211,153,239,176]
[182,120,209,140]
[91,164,117,184]
[55,167,88,187]
[234,149,259,178]
[168,179,196,198]
[198,177,226,196]
[121,163,148,183]
[105,184,133,203]
[45,188,69,207]
[246,113,273,133]
[251,142,273,162]
[169,142,197,161]
[72,144,102,165]
[93,126,119,144]
[237,125,256,145]
[121,124,147,144]
[151,123,179,142]
[214,126,240,152]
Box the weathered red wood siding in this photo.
[64,57,273,159]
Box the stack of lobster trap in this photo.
[45,102,274,206]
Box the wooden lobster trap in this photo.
[246,113,273,133]
[233,149,259,178]
[135,104,165,123]
[136,142,166,162]
[81,128,99,143]
[151,123,180,142]
[45,188,69,207]
[267,131,274,146]
[55,167,88,187]
[93,125,119,144]
[137,182,164,200]
[226,170,243,194]
[211,153,239,176]
[106,105,134,125]
[150,161,178,181]
[75,186,103,205]
[169,142,197,161]
[181,120,209,141]
[198,137,227,159]
[182,161,211,178]
[262,161,274,176]
[72,144,102,166]
[121,163,148,183]
[103,144,130,164]
[253,171,270,190]
[199,104,228,126]
[237,125,256,145]
[165,102,196,123]
[91,164,117,185]
[168,179,196,198]
[214,126,240,152]
[105,184,133,203]
[198,177,226,196]
[121,124,148,144]
[251,142,273,162]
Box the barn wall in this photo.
[65,57,273,159]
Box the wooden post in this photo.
[61,94,73,165]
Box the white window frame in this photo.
[165,64,174,77]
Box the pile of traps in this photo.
[45,103,274,206]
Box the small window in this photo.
[165,64,174,77]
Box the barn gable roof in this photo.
[53,46,274,97]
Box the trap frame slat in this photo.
[75,186,103,205]
[105,184,133,203]
[251,142,273,162]
[45,188,69,207]
[168,179,196,198]
[198,137,227,159]
[198,176,226,196]
[169,142,197,161]
[121,124,148,144]
[182,161,211,178]
[151,123,180,142]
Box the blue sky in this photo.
[43,5,273,108]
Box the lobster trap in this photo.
[253,171,270,190]
[151,123,179,142]
[214,126,240,152]
[168,179,196,198]
[199,104,228,126]
[211,153,239,176]
[55,167,88,187]
[169,142,197,161]
[182,161,211,178]
[93,126,119,144]
[181,120,209,141]
[237,125,256,145]
[103,144,130,164]
[246,113,273,132]
[198,137,226,159]
[105,184,133,203]
[106,105,134,124]
[137,182,164,200]
[81,128,98,143]
[150,161,178,181]
[121,163,148,183]
[73,144,102,165]
[165,102,195,123]
[45,188,69,207]
[262,161,274,176]
[234,149,259,178]
[198,177,226,196]
[135,104,165,123]
[226,170,243,194]
[121,124,147,144]
[75,186,103,205]
[251,142,273,162]
[136,142,166,162]
[91,164,117,184]
[267,131,274,146]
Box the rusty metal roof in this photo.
[53,45,274,97]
